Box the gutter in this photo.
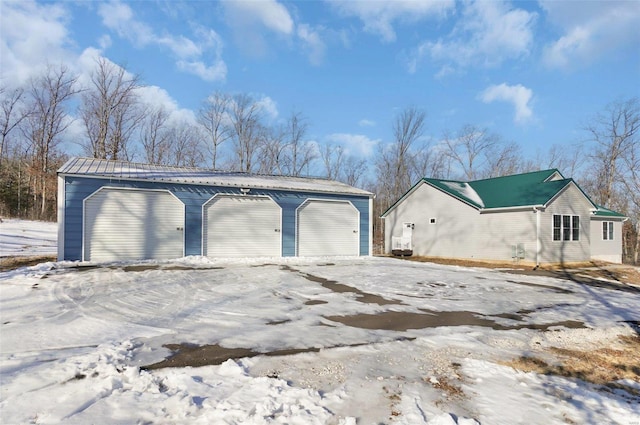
[478,204,546,214]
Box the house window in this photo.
[553,214,580,241]
[553,215,561,241]
[602,221,614,240]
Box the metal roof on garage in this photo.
[58,157,373,197]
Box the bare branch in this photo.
[80,57,143,160]
[198,91,232,169]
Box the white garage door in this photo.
[84,188,185,262]
[297,200,359,256]
[204,195,281,257]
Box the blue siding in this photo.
[62,176,370,260]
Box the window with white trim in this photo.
[553,214,580,241]
[602,221,614,240]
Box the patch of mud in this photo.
[267,319,291,325]
[505,280,573,294]
[141,338,413,370]
[305,300,328,305]
[492,309,537,321]
[42,263,225,276]
[141,343,327,370]
[281,265,403,306]
[324,309,585,332]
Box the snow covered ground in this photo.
[1,220,639,424]
[0,218,57,257]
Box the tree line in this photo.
[1,60,638,263]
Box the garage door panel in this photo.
[84,188,184,262]
[204,195,281,257]
[297,200,359,256]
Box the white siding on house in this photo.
[83,188,185,262]
[476,211,537,262]
[384,181,597,264]
[538,185,592,264]
[590,218,623,263]
[384,183,537,262]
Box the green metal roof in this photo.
[423,169,575,209]
[381,168,623,217]
[593,205,627,218]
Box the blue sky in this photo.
[2,0,639,170]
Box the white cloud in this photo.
[358,119,376,127]
[224,0,294,35]
[98,1,154,46]
[222,0,294,58]
[326,133,378,157]
[0,0,73,86]
[540,0,640,69]
[98,0,226,81]
[136,85,197,127]
[297,24,326,66]
[256,96,279,121]
[157,34,202,59]
[98,34,112,50]
[223,1,326,66]
[409,1,536,74]
[479,83,533,124]
[328,0,454,42]
[176,60,225,82]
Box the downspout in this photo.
[534,207,541,267]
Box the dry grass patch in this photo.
[395,256,640,286]
[580,267,640,285]
[503,334,640,396]
[0,255,55,272]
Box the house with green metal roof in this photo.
[381,169,627,265]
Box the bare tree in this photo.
[525,142,585,176]
[581,97,639,263]
[22,64,79,218]
[281,111,316,176]
[198,91,232,169]
[584,97,640,208]
[375,106,427,207]
[0,86,29,169]
[443,124,506,180]
[228,93,263,173]
[624,136,640,263]
[412,141,448,180]
[80,57,143,160]
[341,156,368,187]
[140,106,170,165]
[257,125,286,175]
[320,142,345,181]
[484,140,523,178]
[168,120,205,168]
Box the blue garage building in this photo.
[57,157,373,262]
